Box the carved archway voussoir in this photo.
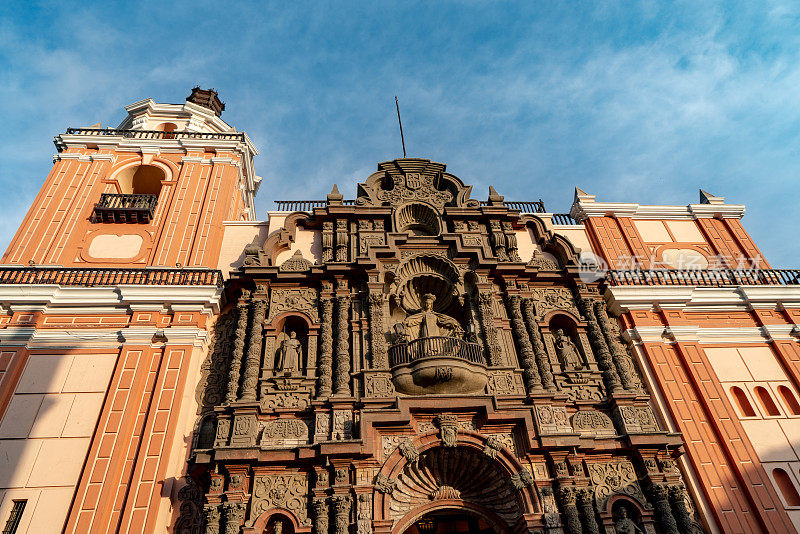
[390,500,514,534]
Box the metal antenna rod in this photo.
[395,96,407,158]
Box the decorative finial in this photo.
[327,184,343,205]
[488,186,504,205]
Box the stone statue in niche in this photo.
[276,331,303,374]
[554,329,584,370]
[614,507,644,534]
[402,294,463,340]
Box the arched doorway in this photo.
[405,509,497,534]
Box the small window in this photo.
[778,386,800,416]
[755,386,781,416]
[731,386,756,417]
[2,500,26,534]
[773,468,800,506]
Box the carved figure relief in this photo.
[251,473,310,526]
[586,461,646,511]
[276,331,302,374]
[400,294,463,340]
[554,329,584,370]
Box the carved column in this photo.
[203,504,221,534]
[322,221,334,262]
[335,219,348,262]
[594,300,643,393]
[356,493,372,534]
[557,487,582,534]
[502,221,522,262]
[507,294,542,392]
[334,293,352,395]
[317,294,334,398]
[668,485,695,534]
[477,292,502,366]
[240,297,267,401]
[223,502,246,534]
[312,497,329,534]
[522,298,555,391]
[226,290,250,403]
[368,292,388,369]
[332,495,352,534]
[577,488,600,534]
[648,483,680,534]
[489,220,508,261]
[579,298,621,394]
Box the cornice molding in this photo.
[606,285,800,314]
[570,199,746,221]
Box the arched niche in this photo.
[113,163,167,195]
[375,431,539,534]
[195,415,216,450]
[244,509,306,534]
[545,312,592,370]
[604,496,652,534]
[267,313,314,376]
[393,202,441,236]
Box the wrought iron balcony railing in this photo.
[388,336,485,367]
[551,213,579,225]
[273,199,546,213]
[60,127,246,142]
[93,193,157,223]
[0,267,223,287]
[605,268,800,287]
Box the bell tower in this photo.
[2,87,260,268]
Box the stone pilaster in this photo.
[332,495,352,534]
[203,503,221,534]
[312,497,329,534]
[557,486,582,534]
[477,292,502,366]
[522,297,555,391]
[223,502,246,534]
[240,297,267,401]
[648,483,680,534]
[579,297,622,394]
[226,290,250,403]
[507,294,542,392]
[577,488,600,534]
[594,300,643,393]
[368,292,388,369]
[317,294,334,398]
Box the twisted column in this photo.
[334,294,352,395]
[668,485,695,534]
[316,295,334,398]
[594,300,643,392]
[522,298,555,391]
[477,292,502,366]
[507,294,541,392]
[368,292,388,369]
[577,488,600,534]
[649,483,679,534]
[240,297,267,401]
[557,487,582,534]
[579,297,621,394]
[226,290,250,403]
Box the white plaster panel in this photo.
[62,354,116,393]
[16,354,73,394]
[274,228,321,266]
[665,220,705,242]
[779,419,800,460]
[703,347,752,382]
[26,438,90,487]
[555,227,593,255]
[62,393,105,438]
[0,440,42,488]
[88,233,143,259]
[27,486,73,532]
[660,248,709,269]
[634,220,672,242]
[218,221,269,277]
[738,347,787,381]
[267,214,287,234]
[28,394,74,438]
[517,230,535,262]
[0,395,43,438]
[740,419,798,462]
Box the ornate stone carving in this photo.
[280,250,313,271]
[251,473,310,526]
[483,435,504,459]
[571,411,616,437]
[334,294,351,395]
[332,410,353,440]
[398,439,419,463]
[226,291,250,403]
[529,287,580,318]
[322,221,334,262]
[332,495,352,534]
[276,331,302,375]
[668,485,701,534]
[586,461,646,511]
[314,412,331,443]
[230,414,258,447]
[335,219,349,262]
[554,329,584,370]
[312,498,329,534]
[375,473,396,494]
[174,476,203,533]
[223,501,246,534]
[435,414,458,447]
[528,250,559,270]
[557,486,583,534]
[502,221,522,262]
[580,298,622,394]
[489,220,509,261]
[197,310,235,412]
[510,469,534,489]
[648,483,679,534]
[241,298,267,401]
[261,391,311,410]
[358,166,454,208]
[368,292,388,369]
[614,506,645,534]
[614,406,660,434]
[430,485,461,500]
[357,494,372,534]
[364,373,395,397]
[507,294,542,392]
[522,298,556,391]
[203,503,221,534]
[477,292,502,366]
[486,370,525,395]
[214,418,231,448]
[268,288,319,323]
[261,419,310,447]
[317,295,334,398]
[594,300,644,392]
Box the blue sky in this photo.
[1,1,799,265]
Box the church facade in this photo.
[0,91,798,533]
